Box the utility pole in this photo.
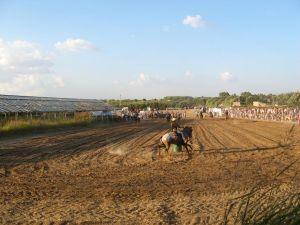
[119,94,122,108]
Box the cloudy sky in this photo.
[0,0,299,99]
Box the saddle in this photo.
[168,132,184,143]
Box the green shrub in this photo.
[0,117,93,134]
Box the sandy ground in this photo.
[0,117,300,224]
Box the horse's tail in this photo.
[159,136,164,147]
[158,136,165,156]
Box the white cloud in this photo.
[0,39,53,74]
[0,38,54,95]
[139,73,147,81]
[53,76,65,88]
[182,15,206,28]
[0,74,42,95]
[128,73,167,87]
[129,73,150,86]
[184,70,192,77]
[55,38,96,52]
[220,72,234,81]
[0,38,66,96]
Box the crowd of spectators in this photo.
[228,107,300,123]
[138,110,187,120]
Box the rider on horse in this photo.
[171,118,181,141]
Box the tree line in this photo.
[105,92,300,110]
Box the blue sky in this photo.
[0,0,299,99]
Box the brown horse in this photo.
[159,126,193,155]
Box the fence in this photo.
[228,107,300,123]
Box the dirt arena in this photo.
[1,117,300,224]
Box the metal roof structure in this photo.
[0,95,113,113]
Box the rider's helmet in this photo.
[171,118,176,122]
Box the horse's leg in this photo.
[188,143,193,152]
[184,143,193,152]
[157,138,164,157]
[160,138,170,157]
[187,144,194,156]
[164,141,174,159]
[184,144,193,160]
[158,144,161,156]
[167,143,174,160]
[165,143,170,155]
[184,144,190,155]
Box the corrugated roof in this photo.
[0,95,113,113]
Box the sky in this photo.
[0,0,299,99]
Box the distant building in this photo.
[253,101,267,107]
[0,94,114,120]
[232,101,241,107]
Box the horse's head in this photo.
[182,126,193,140]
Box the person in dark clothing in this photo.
[225,110,229,120]
[171,117,181,130]
[171,118,181,141]
[200,112,203,119]
[166,113,171,122]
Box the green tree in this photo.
[240,92,252,106]
[241,92,252,97]
[219,92,230,98]
[287,92,300,106]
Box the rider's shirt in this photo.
[171,121,180,129]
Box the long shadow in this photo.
[200,144,295,155]
[157,203,177,225]
[279,124,295,146]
